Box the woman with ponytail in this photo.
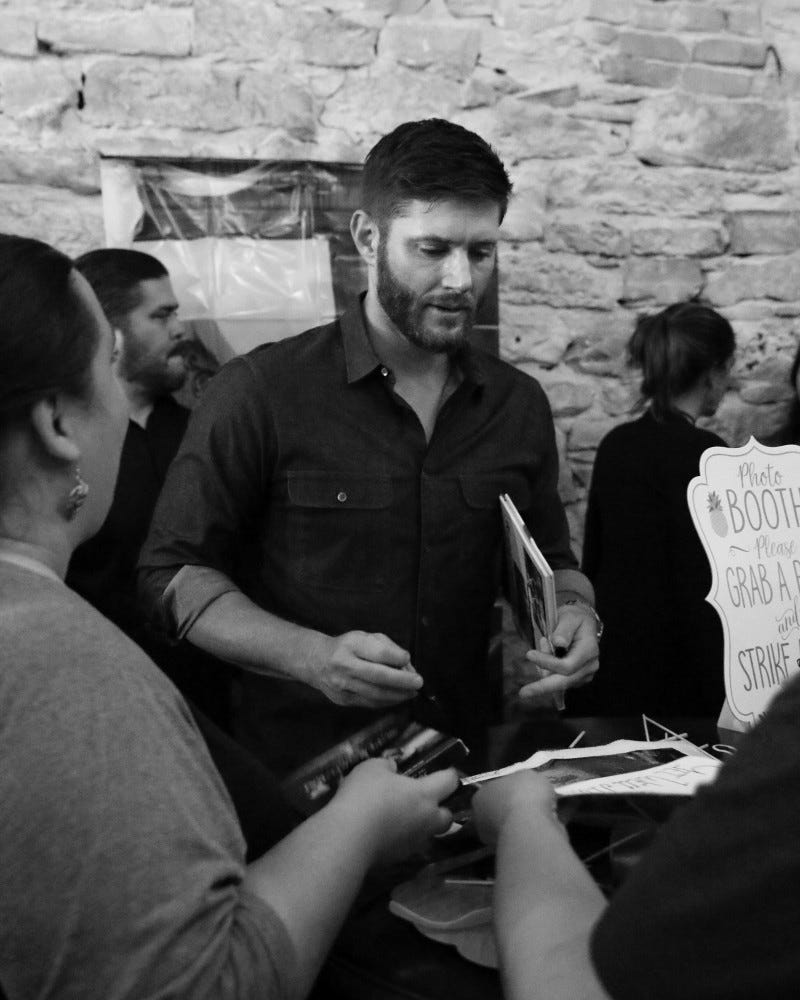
[573,301,735,717]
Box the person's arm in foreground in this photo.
[245,759,458,999]
[473,772,611,1000]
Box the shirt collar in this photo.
[341,293,382,384]
[340,292,489,390]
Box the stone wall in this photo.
[2,0,800,552]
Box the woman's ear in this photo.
[350,209,380,265]
[29,396,81,464]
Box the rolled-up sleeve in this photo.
[138,357,274,638]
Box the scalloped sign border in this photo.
[688,437,800,729]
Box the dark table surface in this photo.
[313,714,739,1000]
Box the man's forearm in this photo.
[553,567,595,608]
[494,804,611,1000]
[186,590,326,685]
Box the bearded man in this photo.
[138,119,600,773]
[67,249,192,656]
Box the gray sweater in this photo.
[0,562,296,1000]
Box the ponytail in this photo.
[627,302,735,420]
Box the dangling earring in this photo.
[65,468,89,519]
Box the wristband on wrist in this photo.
[560,599,604,640]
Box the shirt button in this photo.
[337,491,347,503]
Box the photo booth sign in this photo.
[688,438,800,730]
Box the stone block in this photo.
[445,0,494,16]
[295,11,379,68]
[705,254,800,306]
[631,92,793,170]
[459,96,626,162]
[80,0,148,7]
[379,17,480,79]
[585,0,633,24]
[601,379,640,416]
[500,245,624,309]
[194,0,297,58]
[621,256,703,303]
[237,71,317,140]
[0,183,104,258]
[726,5,762,36]
[575,21,619,45]
[544,214,629,257]
[617,29,691,61]
[727,212,800,255]
[0,61,78,124]
[630,3,675,32]
[460,65,524,110]
[524,365,596,417]
[83,59,241,130]
[0,12,36,56]
[502,304,632,364]
[37,9,194,56]
[547,160,725,217]
[572,319,636,377]
[674,4,726,32]
[600,53,681,88]
[680,64,752,98]
[299,0,407,11]
[0,134,99,194]
[714,397,789,449]
[321,62,462,142]
[739,381,795,405]
[82,63,312,140]
[692,36,767,68]
[502,168,546,242]
[499,302,575,366]
[628,219,726,257]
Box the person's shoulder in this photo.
[244,316,342,370]
[475,349,550,402]
[694,424,727,449]
[593,415,644,453]
[0,574,138,687]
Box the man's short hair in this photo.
[74,249,168,329]
[362,118,512,226]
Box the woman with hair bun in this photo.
[574,301,736,717]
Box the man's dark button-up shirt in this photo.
[139,300,578,773]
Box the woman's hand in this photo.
[472,772,560,846]
[336,758,460,864]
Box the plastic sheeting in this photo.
[100,157,364,356]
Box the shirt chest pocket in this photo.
[281,472,393,592]
[452,474,532,582]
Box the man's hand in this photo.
[308,630,424,707]
[516,603,600,709]
[336,758,460,864]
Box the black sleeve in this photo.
[137,357,273,632]
[591,674,800,1000]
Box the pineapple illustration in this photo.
[707,491,728,537]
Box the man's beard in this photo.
[118,340,187,396]
[376,244,477,354]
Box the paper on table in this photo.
[462,738,721,797]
